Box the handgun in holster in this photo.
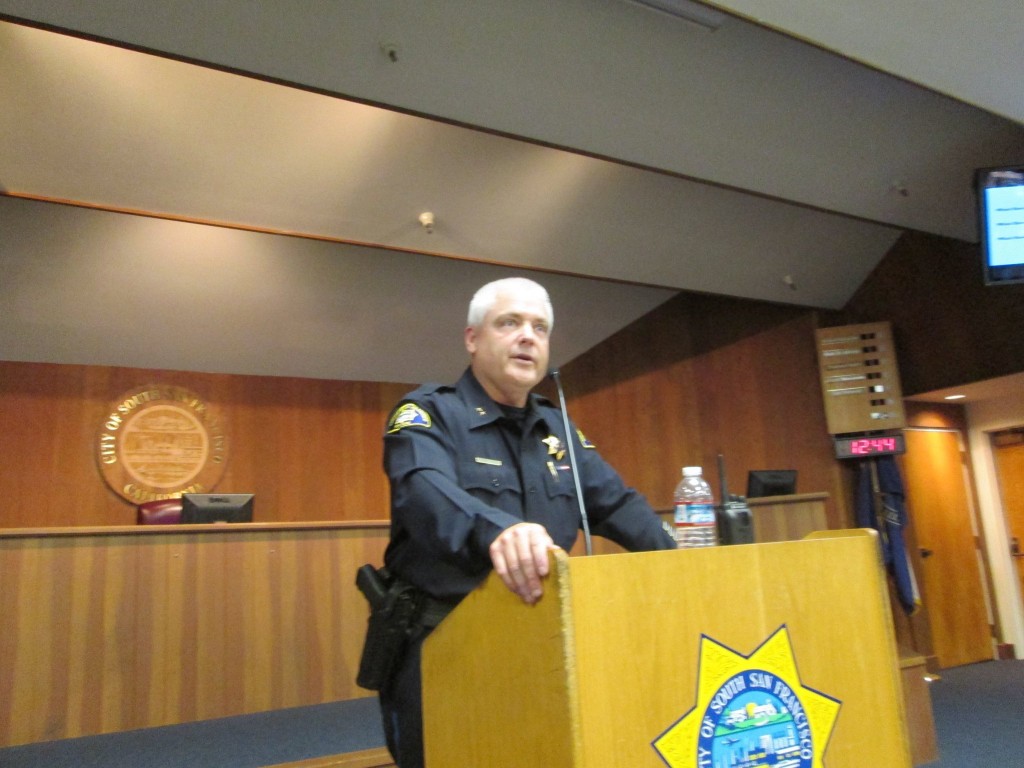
[355,563,423,691]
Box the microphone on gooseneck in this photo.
[549,369,593,556]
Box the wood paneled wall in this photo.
[3,230,1019,533]
[0,361,411,528]
[1,296,851,532]
[0,522,388,747]
[560,292,851,526]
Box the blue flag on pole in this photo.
[855,456,921,615]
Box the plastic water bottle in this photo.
[674,466,718,548]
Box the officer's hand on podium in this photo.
[489,522,556,605]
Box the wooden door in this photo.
[901,428,992,668]
[993,431,1024,601]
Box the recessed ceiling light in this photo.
[944,394,966,400]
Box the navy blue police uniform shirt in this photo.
[383,368,675,601]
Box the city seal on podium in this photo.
[652,626,840,768]
[96,385,228,504]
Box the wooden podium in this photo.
[422,530,913,767]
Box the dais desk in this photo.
[0,521,388,747]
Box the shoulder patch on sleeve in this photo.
[576,428,596,449]
[387,402,433,433]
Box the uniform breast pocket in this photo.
[460,461,522,502]
[542,467,576,502]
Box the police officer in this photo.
[377,277,674,767]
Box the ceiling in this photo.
[0,0,1022,387]
[904,371,1024,407]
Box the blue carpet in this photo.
[1,661,1020,766]
[929,659,1023,768]
[0,696,385,768]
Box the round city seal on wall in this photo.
[96,385,228,504]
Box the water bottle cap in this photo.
[683,466,702,476]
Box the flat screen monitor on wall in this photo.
[746,470,797,499]
[180,493,254,524]
[977,165,1024,286]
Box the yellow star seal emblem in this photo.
[653,626,840,768]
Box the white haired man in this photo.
[371,276,674,768]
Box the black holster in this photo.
[355,564,424,691]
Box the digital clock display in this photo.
[834,433,906,459]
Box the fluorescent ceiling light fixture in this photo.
[944,394,966,400]
[626,0,727,30]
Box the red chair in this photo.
[136,498,183,525]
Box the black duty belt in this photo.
[419,594,459,628]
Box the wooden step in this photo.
[265,746,394,768]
